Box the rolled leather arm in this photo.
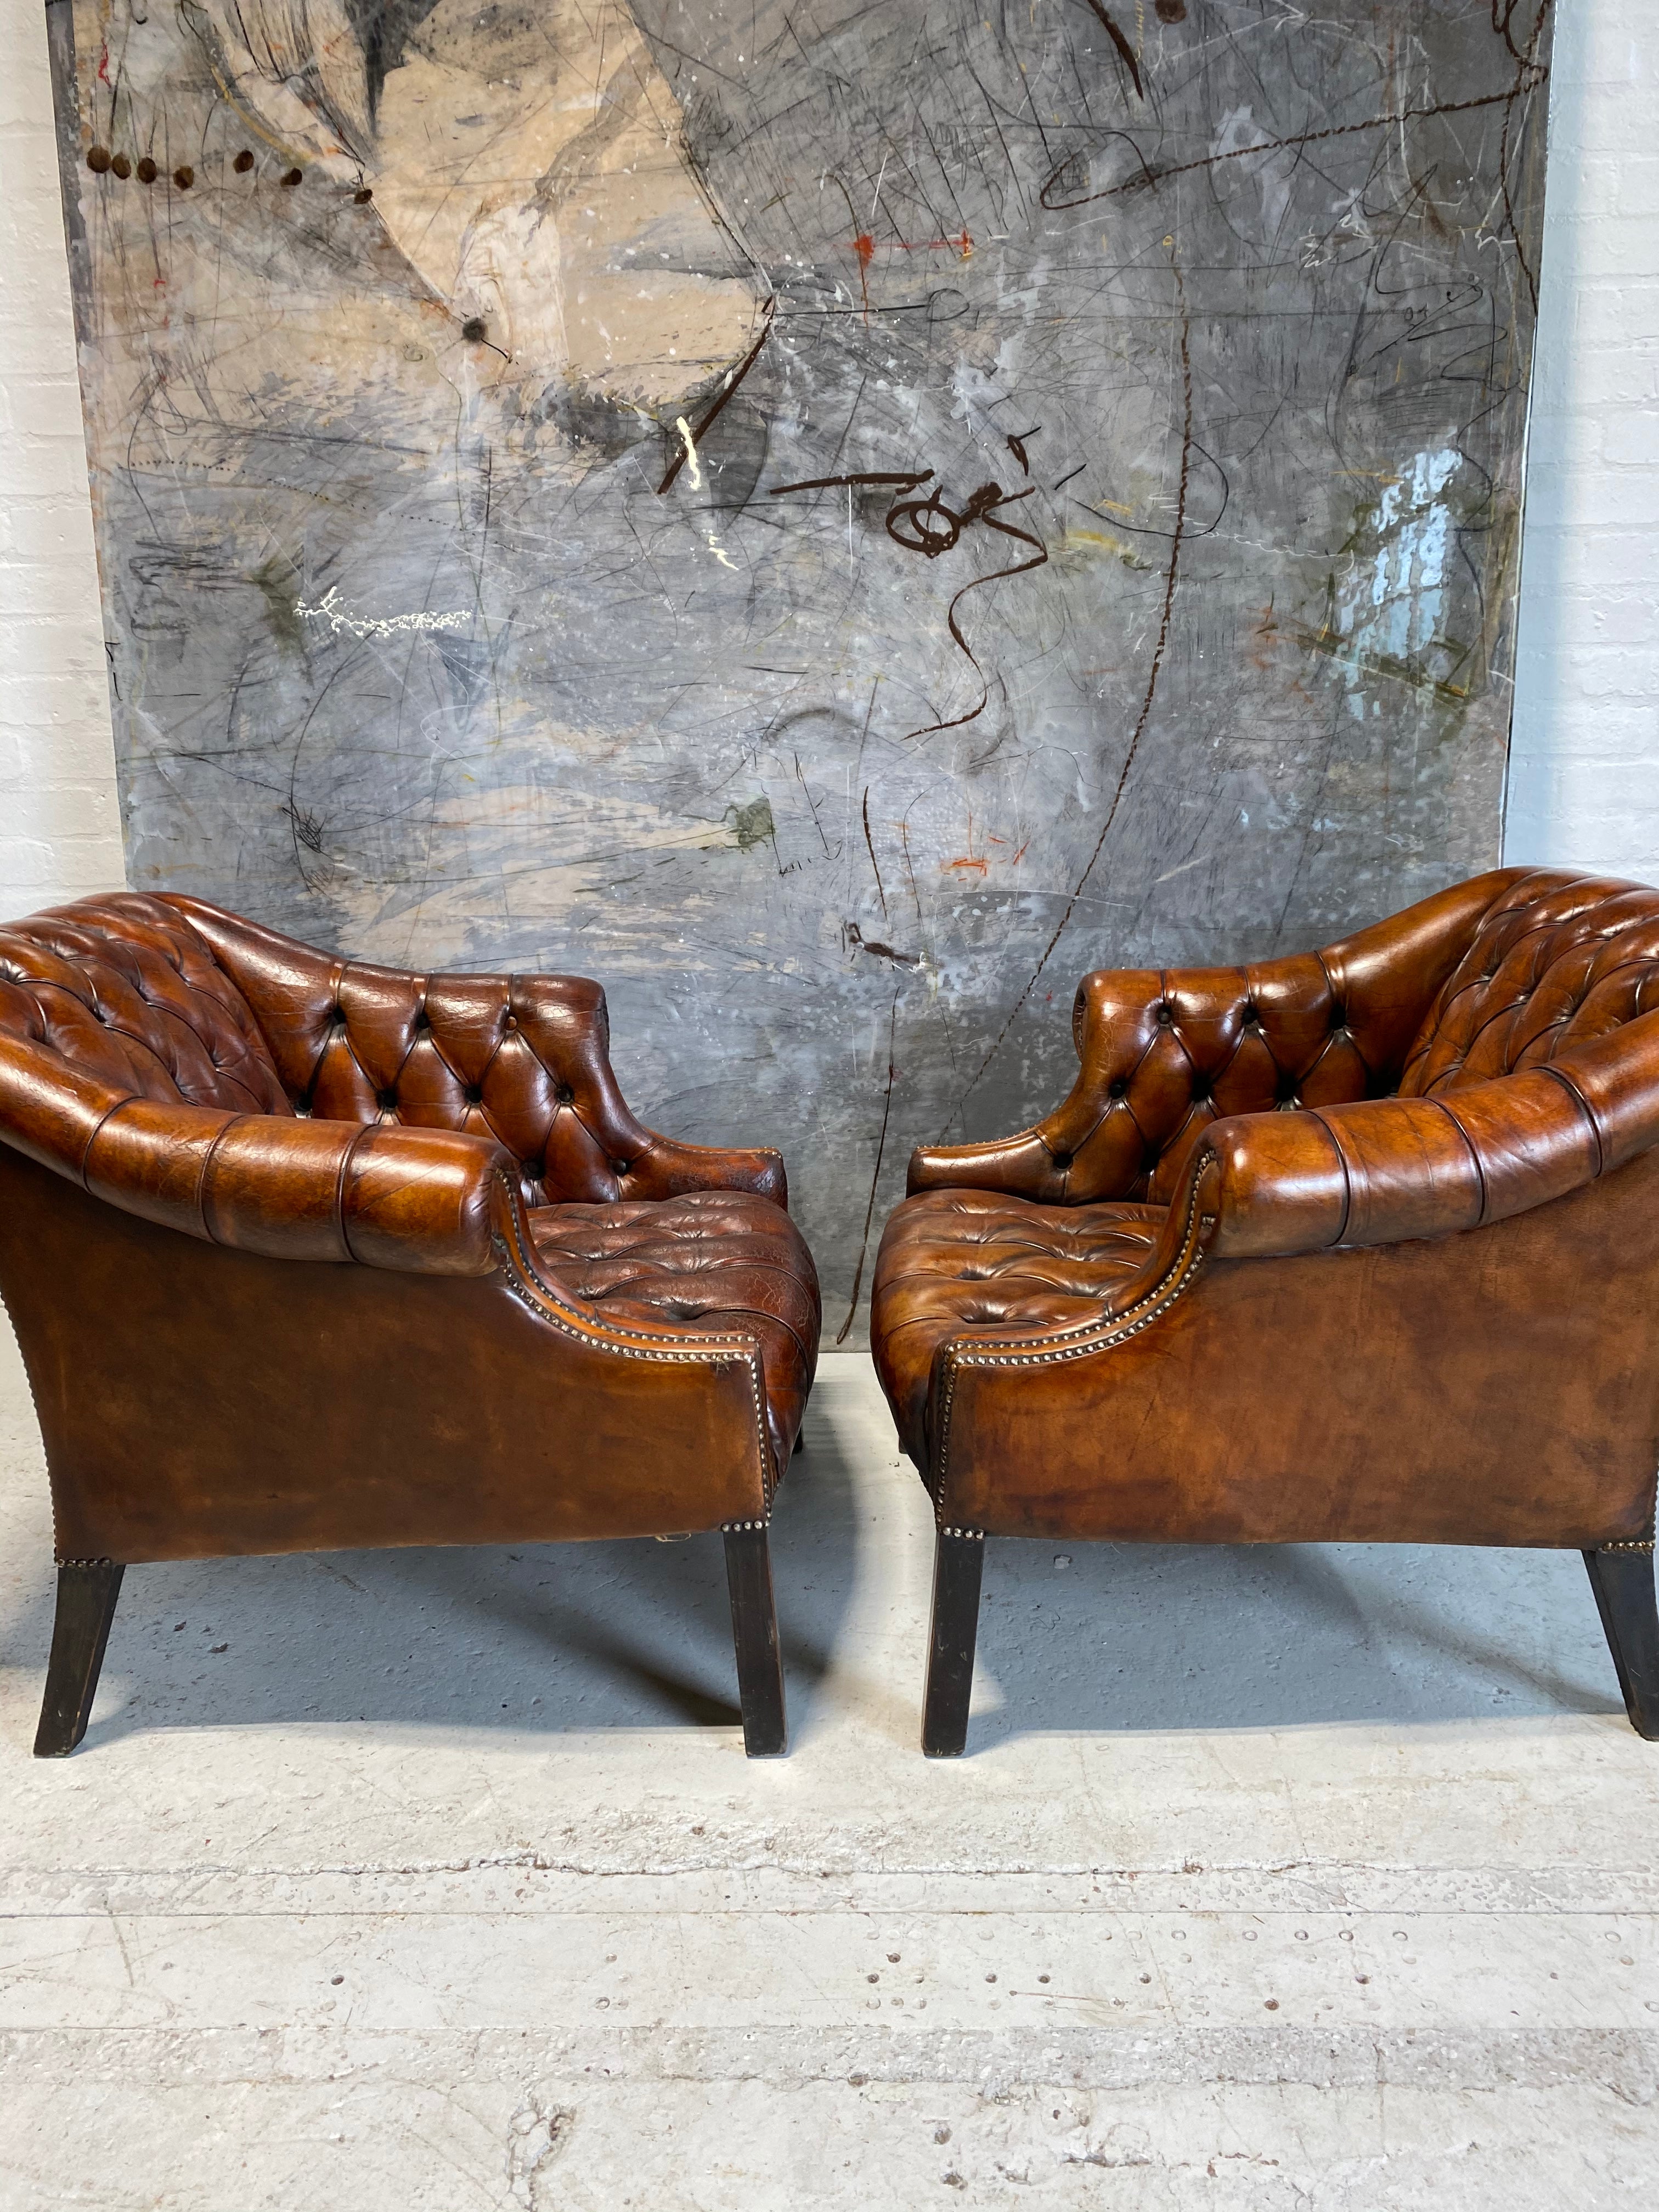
[0,1035,514,1274]
[623,1130,787,1207]
[1198,1040,1654,1260]
[86,1101,513,1272]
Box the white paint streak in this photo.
[674,416,703,491]
[296,586,472,640]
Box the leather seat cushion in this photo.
[528,1190,820,1474]
[871,1189,1166,1466]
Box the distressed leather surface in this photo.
[874,869,1659,1548]
[0,893,819,1559]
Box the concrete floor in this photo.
[2,1331,1657,2209]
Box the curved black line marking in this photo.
[1075,0,1144,100]
[946,274,1194,1121]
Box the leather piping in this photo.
[1311,1108,1353,1247]
[1429,1094,1487,1223]
[335,1122,377,1262]
[1537,1063,1607,1178]
[73,1090,132,1187]
[195,1111,245,1241]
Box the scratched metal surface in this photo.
[51,0,1551,1334]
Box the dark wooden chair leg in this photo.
[1583,1546,1659,1740]
[35,1559,125,1758]
[724,1523,787,1757]
[922,1527,985,1758]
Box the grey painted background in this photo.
[53,0,1551,1332]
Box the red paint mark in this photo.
[847,230,973,259]
[946,857,989,876]
[852,233,873,322]
[1012,840,1030,864]
[893,229,974,258]
[847,228,973,319]
[97,42,110,82]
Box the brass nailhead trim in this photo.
[930,1167,1215,1505]
[722,1518,769,1532]
[939,1526,985,1541]
[1602,1538,1656,1554]
[487,1174,775,1506]
[56,1555,116,1567]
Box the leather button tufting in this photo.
[377,1089,397,1110]
[1155,1003,1172,1026]
[465,1085,483,1104]
[1108,1077,1128,1099]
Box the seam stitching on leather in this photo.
[1537,1064,1605,1179]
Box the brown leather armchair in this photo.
[0,895,819,1757]
[871,868,1659,1754]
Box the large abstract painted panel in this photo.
[49,0,1553,1330]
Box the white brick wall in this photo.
[1505,9,1659,874]
[0,0,1653,917]
[0,0,123,919]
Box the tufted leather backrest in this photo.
[1399,871,1659,1097]
[0,893,703,1210]
[167,898,676,1206]
[0,895,292,1117]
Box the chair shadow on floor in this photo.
[966,1534,1628,1743]
[2,1431,862,1755]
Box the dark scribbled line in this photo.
[656,301,776,495]
[863,785,889,919]
[771,471,934,495]
[836,986,900,1345]
[1041,81,1545,210]
[1497,0,1551,323]
[1076,0,1144,101]
[905,490,1049,741]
